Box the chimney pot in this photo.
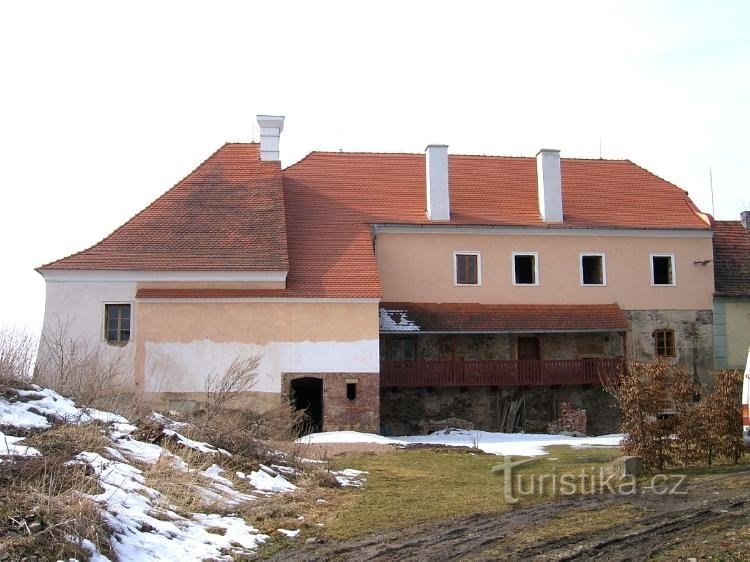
[741,210,750,230]
[256,115,285,161]
[536,148,563,223]
[425,144,450,221]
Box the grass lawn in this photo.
[324,444,621,538]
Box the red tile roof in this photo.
[41,144,710,300]
[41,144,289,272]
[712,220,750,297]
[379,303,629,333]
[282,152,709,297]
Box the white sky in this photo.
[1,1,748,334]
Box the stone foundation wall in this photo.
[282,372,379,433]
[381,332,623,361]
[380,385,618,436]
[624,309,713,383]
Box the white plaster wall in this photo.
[143,338,380,393]
[38,280,137,375]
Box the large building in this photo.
[37,115,716,435]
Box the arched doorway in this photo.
[290,377,323,435]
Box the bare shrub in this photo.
[693,370,744,465]
[616,361,745,470]
[203,355,261,420]
[34,315,133,408]
[0,326,37,388]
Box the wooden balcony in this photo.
[380,357,624,388]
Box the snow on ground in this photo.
[298,429,622,457]
[0,430,40,456]
[297,430,407,446]
[74,452,268,561]
[0,385,128,429]
[163,428,231,456]
[331,468,368,488]
[245,464,298,494]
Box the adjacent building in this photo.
[37,115,716,435]
[712,214,750,370]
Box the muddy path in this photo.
[268,468,750,561]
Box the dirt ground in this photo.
[268,466,750,561]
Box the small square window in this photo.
[346,382,357,401]
[581,254,606,285]
[654,329,676,357]
[454,252,480,285]
[513,253,538,285]
[651,254,675,285]
[105,304,131,344]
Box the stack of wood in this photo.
[547,402,587,435]
[497,394,525,433]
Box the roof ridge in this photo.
[286,150,631,162]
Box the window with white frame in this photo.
[651,254,676,286]
[454,252,480,285]
[580,253,606,285]
[104,303,131,344]
[512,252,538,285]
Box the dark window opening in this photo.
[390,338,416,361]
[105,304,131,343]
[581,255,604,285]
[514,254,536,284]
[456,253,479,285]
[652,255,674,285]
[654,329,676,357]
[346,382,357,400]
[517,336,541,360]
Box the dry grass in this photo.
[0,454,113,560]
[0,326,36,390]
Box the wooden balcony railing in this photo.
[380,357,624,388]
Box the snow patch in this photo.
[379,308,420,332]
[299,429,622,457]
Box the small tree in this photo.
[694,370,744,465]
[617,361,698,470]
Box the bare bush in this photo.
[616,361,745,470]
[203,355,261,421]
[0,326,37,388]
[693,370,744,465]
[34,315,133,408]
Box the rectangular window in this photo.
[346,382,357,401]
[104,304,131,344]
[390,338,416,361]
[651,254,676,285]
[513,252,538,285]
[580,253,606,285]
[454,252,480,285]
[654,329,676,357]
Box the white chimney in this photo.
[425,144,450,221]
[536,148,563,223]
[256,115,285,161]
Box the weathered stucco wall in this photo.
[714,297,750,370]
[135,301,381,395]
[37,280,137,382]
[376,231,714,310]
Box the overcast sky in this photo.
[1,1,748,334]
